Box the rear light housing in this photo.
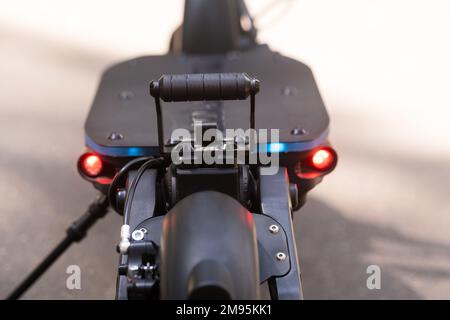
[295,146,337,179]
[77,152,113,184]
[81,154,103,177]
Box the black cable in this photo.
[7,237,73,300]
[8,158,164,299]
[122,157,164,224]
[7,194,109,300]
[108,157,152,213]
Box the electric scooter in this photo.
[8,0,337,300]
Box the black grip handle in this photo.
[150,73,260,102]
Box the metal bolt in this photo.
[291,127,307,136]
[118,90,134,101]
[276,252,286,261]
[269,224,279,234]
[108,132,124,141]
[132,230,145,241]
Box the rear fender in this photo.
[160,191,259,299]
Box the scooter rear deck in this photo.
[85,44,329,157]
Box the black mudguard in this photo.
[160,191,260,299]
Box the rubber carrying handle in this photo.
[150,73,260,102]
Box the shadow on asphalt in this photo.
[295,198,450,299]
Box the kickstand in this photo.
[7,194,109,300]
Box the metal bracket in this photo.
[124,212,291,286]
[259,168,303,299]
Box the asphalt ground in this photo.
[1,0,449,299]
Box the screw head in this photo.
[269,224,279,234]
[276,252,286,261]
[277,252,286,261]
[291,127,307,136]
[108,132,124,141]
[131,230,145,241]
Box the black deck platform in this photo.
[85,44,329,157]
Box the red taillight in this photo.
[80,154,103,177]
[295,146,337,179]
[311,148,334,171]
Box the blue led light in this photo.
[85,129,329,156]
[267,142,286,153]
[127,147,143,156]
